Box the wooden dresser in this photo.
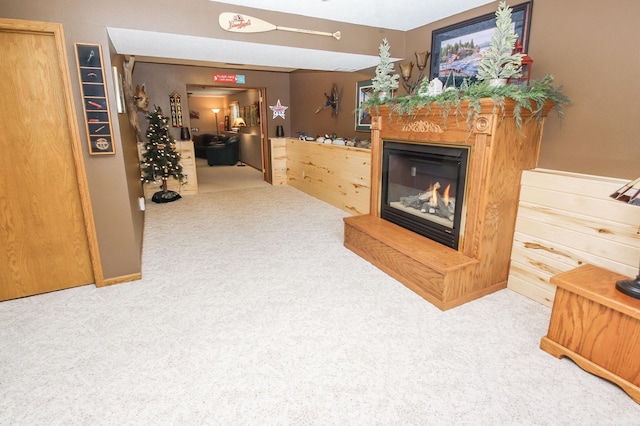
[137,140,198,199]
[540,264,640,404]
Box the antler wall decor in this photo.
[315,84,340,117]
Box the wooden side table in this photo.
[540,264,640,403]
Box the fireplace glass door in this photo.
[381,141,469,249]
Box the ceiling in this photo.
[107,27,394,73]
[108,0,494,74]
[186,84,249,97]
[212,0,494,32]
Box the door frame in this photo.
[258,88,272,184]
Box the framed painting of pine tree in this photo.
[429,1,532,85]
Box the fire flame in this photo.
[443,184,450,206]
[429,182,440,207]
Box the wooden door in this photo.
[0,19,103,301]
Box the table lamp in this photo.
[232,117,246,131]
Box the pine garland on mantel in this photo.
[363,75,569,129]
[362,2,571,129]
[405,75,567,127]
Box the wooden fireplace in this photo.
[344,100,553,310]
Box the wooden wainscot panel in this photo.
[285,138,371,215]
[508,168,639,307]
[270,137,287,186]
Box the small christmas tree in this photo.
[372,38,400,98]
[476,2,524,82]
[140,106,185,203]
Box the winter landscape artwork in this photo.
[429,0,532,84]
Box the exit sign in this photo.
[212,73,245,84]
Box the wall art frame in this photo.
[169,91,183,127]
[355,79,373,131]
[74,42,115,155]
[429,0,533,85]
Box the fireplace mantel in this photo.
[344,100,553,310]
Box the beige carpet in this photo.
[195,158,271,194]
[1,185,639,424]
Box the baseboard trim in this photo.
[97,273,142,287]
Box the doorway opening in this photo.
[186,85,271,192]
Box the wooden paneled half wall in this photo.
[272,138,371,215]
[508,168,639,307]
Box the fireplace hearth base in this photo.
[343,214,503,310]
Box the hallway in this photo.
[194,158,271,194]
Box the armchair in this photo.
[206,135,240,166]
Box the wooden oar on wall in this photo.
[219,12,341,40]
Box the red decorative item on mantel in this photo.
[508,40,534,86]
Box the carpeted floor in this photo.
[0,182,639,425]
[195,158,270,193]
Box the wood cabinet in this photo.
[540,264,640,404]
[344,100,553,310]
[137,140,198,198]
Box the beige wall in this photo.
[186,96,226,135]
[133,62,289,140]
[289,70,372,140]
[110,53,145,275]
[0,0,393,280]
[227,90,261,129]
[1,0,638,282]
[405,0,640,179]
[287,0,639,180]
